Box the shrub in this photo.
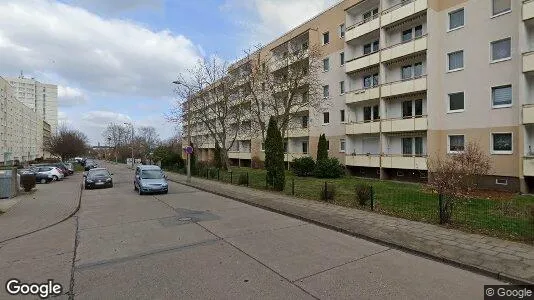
[314,158,345,178]
[316,134,328,163]
[209,168,218,179]
[251,156,264,169]
[265,117,285,191]
[320,183,335,202]
[20,174,36,192]
[238,173,249,185]
[291,156,315,177]
[355,183,373,206]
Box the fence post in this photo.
[246,172,249,187]
[324,181,327,200]
[217,169,220,181]
[438,193,444,224]
[230,171,233,184]
[370,185,374,211]
[265,174,268,189]
[292,178,295,196]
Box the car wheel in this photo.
[52,175,58,181]
[109,183,113,188]
[40,178,47,184]
[138,188,143,195]
[134,184,138,191]
[163,190,168,194]
[85,185,90,190]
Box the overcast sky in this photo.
[0,0,339,145]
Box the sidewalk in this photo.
[0,176,82,243]
[166,172,534,284]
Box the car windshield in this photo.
[141,170,163,179]
[89,170,109,177]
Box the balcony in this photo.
[523,0,534,21]
[523,104,534,124]
[345,16,379,42]
[270,49,309,72]
[287,127,309,138]
[345,121,380,135]
[284,152,309,162]
[381,0,427,27]
[228,152,252,160]
[523,51,534,73]
[380,76,427,98]
[382,155,427,170]
[346,87,380,104]
[345,52,380,73]
[381,116,427,133]
[236,133,251,140]
[381,35,427,63]
[345,154,380,168]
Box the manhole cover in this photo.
[178,217,192,221]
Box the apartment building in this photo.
[0,77,46,165]
[6,76,58,134]
[188,0,534,192]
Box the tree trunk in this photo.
[220,148,230,171]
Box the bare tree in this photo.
[168,57,251,170]
[46,126,89,161]
[241,41,323,142]
[137,126,160,157]
[103,123,131,161]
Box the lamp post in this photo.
[124,122,134,167]
[172,80,191,183]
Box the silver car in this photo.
[134,165,168,195]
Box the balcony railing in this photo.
[286,127,309,138]
[523,104,534,124]
[381,154,428,170]
[345,86,380,104]
[381,115,428,132]
[228,152,252,160]
[345,154,380,168]
[381,0,427,27]
[381,34,427,63]
[345,121,380,135]
[284,152,309,162]
[380,75,427,97]
[523,51,534,73]
[524,0,534,21]
[345,51,380,73]
[345,15,380,42]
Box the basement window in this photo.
[495,178,508,186]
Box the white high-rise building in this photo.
[6,76,58,134]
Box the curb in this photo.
[0,181,83,244]
[168,176,533,285]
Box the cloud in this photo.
[58,85,87,107]
[0,0,201,99]
[222,0,340,46]
[67,0,163,14]
[81,110,132,128]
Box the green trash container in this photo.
[0,170,13,199]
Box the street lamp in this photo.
[172,80,191,183]
[124,122,134,167]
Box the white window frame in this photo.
[323,57,330,72]
[323,112,330,125]
[490,132,513,155]
[490,37,512,63]
[495,178,508,186]
[447,50,464,72]
[339,81,345,95]
[339,24,345,38]
[447,92,465,113]
[322,31,330,45]
[340,139,346,153]
[448,8,465,32]
[340,109,346,123]
[491,84,512,109]
[491,0,511,18]
[447,134,465,154]
[323,85,330,99]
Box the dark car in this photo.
[84,168,113,189]
[22,167,54,184]
[84,160,98,171]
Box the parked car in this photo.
[134,165,168,195]
[65,162,74,174]
[84,160,98,171]
[84,168,113,189]
[35,166,64,181]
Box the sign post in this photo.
[185,146,193,183]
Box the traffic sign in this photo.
[185,146,193,154]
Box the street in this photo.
[1,161,503,299]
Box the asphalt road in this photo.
[63,161,505,299]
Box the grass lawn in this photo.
[177,166,534,242]
[74,163,85,172]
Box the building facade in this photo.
[0,77,45,164]
[6,76,58,134]
[188,0,533,192]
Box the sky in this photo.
[0,0,339,145]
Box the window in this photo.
[373,73,379,86]
[449,8,464,30]
[340,139,346,152]
[414,137,423,155]
[492,0,511,16]
[339,81,345,94]
[496,178,508,185]
[363,106,372,122]
[261,82,265,91]
[373,40,379,52]
[323,85,329,98]
[402,65,412,80]
[326,140,330,151]
[364,40,379,55]
[322,32,330,45]
[364,75,372,88]
[448,135,465,153]
[415,99,423,116]
[339,24,346,38]
[261,143,265,151]
[302,142,308,154]
[301,115,309,128]
[302,91,309,103]
[340,109,345,122]
[323,58,330,72]
[340,52,345,65]
[402,29,413,42]
[402,101,413,118]
[415,25,423,38]
[448,51,464,71]
[363,43,372,55]
[414,62,423,77]
[448,92,464,112]
[492,85,512,108]
[402,138,413,155]
[284,141,288,153]
[323,112,330,124]
[302,42,309,50]
[491,38,511,62]
[491,133,512,154]
[372,105,380,120]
